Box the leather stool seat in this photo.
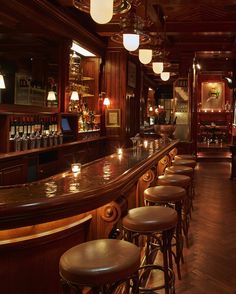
[165,165,194,178]
[172,159,196,169]
[175,154,196,160]
[157,174,191,189]
[59,239,140,287]
[122,206,178,233]
[144,185,186,203]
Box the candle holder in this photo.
[71,163,82,174]
[117,148,123,155]
[143,140,148,148]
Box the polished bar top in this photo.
[0,140,178,229]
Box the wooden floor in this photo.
[174,161,236,293]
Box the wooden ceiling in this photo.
[1,0,236,79]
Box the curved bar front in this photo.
[0,140,178,230]
[0,140,178,294]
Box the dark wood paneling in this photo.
[0,215,92,294]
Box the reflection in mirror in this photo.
[0,34,59,107]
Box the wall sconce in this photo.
[139,49,152,64]
[152,62,164,74]
[160,72,170,81]
[103,97,111,107]
[0,74,6,89]
[47,91,56,101]
[70,91,79,101]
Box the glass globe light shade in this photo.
[0,74,5,89]
[90,0,113,24]
[123,34,140,51]
[152,62,164,74]
[138,49,152,64]
[160,72,170,81]
[70,91,79,101]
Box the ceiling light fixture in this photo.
[74,0,132,24]
[90,0,113,24]
[71,41,95,57]
[111,5,150,52]
[152,62,164,74]
[160,72,170,81]
[139,49,152,64]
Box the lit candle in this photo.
[71,163,81,174]
[117,148,123,155]
[143,140,148,148]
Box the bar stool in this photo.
[172,158,197,169]
[174,154,196,161]
[165,165,195,212]
[144,185,187,280]
[157,174,192,247]
[59,239,141,294]
[122,206,177,294]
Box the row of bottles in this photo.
[69,101,100,132]
[9,115,63,152]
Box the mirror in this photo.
[0,33,59,108]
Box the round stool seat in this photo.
[175,154,196,160]
[144,185,186,203]
[59,239,140,286]
[165,165,194,178]
[157,174,191,189]
[172,159,196,169]
[122,206,177,233]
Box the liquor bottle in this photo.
[23,117,28,135]
[18,117,24,137]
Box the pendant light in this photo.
[160,72,170,81]
[123,33,140,51]
[139,49,152,64]
[0,74,5,89]
[90,0,113,24]
[152,62,164,74]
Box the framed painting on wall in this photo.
[201,82,225,110]
[105,109,121,127]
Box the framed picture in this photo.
[127,61,136,88]
[105,109,121,127]
[201,82,225,110]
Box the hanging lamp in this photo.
[90,0,113,24]
[160,72,170,81]
[152,62,164,74]
[74,0,132,24]
[139,49,152,64]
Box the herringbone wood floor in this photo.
[174,161,236,294]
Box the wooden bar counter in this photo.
[0,139,178,294]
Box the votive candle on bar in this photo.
[71,163,81,174]
[143,140,148,148]
[117,148,123,155]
